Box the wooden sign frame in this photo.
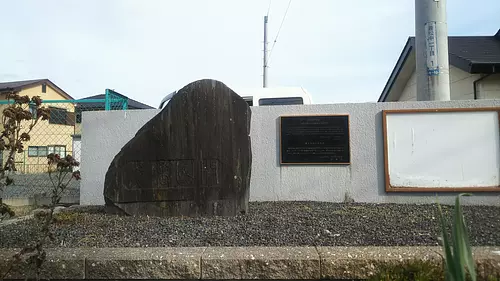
[279,114,351,165]
[382,107,500,193]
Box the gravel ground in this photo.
[1,201,499,248]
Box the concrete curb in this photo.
[0,246,499,280]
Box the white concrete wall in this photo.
[81,109,159,205]
[80,100,500,206]
[397,66,500,101]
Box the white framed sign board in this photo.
[383,107,500,192]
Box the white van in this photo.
[159,86,313,109]
[233,87,313,107]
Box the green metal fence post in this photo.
[105,89,111,111]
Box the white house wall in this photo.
[397,66,496,101]
[399,71,417,101]
[449,66,480,100]
[479,74,500,99]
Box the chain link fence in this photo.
[1,90,128,206]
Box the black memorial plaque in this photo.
[280,115,350,164]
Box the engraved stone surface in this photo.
[103,79,252,217]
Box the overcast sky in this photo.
[1,0,499,107]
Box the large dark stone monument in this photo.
[103,79,252,217]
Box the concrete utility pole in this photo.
[263,15,268,88]
[415,0,451,101]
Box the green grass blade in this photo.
[452,195,466,280]
[456,193,477,281]
[437,199,458,281]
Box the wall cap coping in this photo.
[1,246,499,279]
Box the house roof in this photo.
[0,79,74,100]
[378,29,500,102]
[78,94,154,109]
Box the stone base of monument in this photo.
[105,200,248,217]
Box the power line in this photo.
[266,0,272,16]
[267,0,292,66]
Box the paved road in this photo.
[1,173,79,199]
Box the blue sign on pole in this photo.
[425,21,439,76]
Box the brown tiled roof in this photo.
[0,79,74,100]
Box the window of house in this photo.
[47,145,66,157]
[49,107,68,125]
[42,84,47,93]
[28,146,48,157]
[258,97,304,106]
